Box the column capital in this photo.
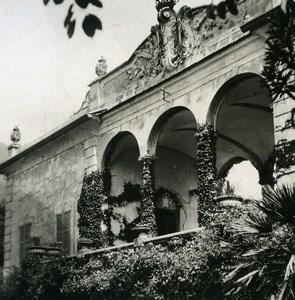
[138,155,157,162]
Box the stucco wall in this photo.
[3,120,100,270]
[8,144,84,266]
[155,147,198,231]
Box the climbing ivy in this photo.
[195,124,218,226]
[77,171,108,249]
[275,139,295,170]
[138,156,158,236]
[108,182,142,243]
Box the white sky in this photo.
[0,0,214,146]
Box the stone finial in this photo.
[8,126,21,157]
[95,56,107,78]
[10,126,21,143]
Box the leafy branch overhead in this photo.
[43,0,103,38]
[262,4,295,102]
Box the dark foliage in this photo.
[195,124,217,226]
[78,171,108,248]
[226,185,295,299]
[262,8,295,102]
[43,0,103,38]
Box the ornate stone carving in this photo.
[178,6,206,58]
[159,7,181,72]
[126,0,270,81]
[127,26,163,80]
[95,56,107,77]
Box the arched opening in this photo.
[209,73,275,187]
[102,132,141,244]
[149,107,198,234]
[103,132,141,196]
[218,160,262,201]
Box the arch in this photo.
[147,106,198,232]
[101,131,140,170]
[218,156,246,179]
[207,72,275,185]
[147,106,198,156]
[207,72,266,128]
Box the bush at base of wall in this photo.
[0,230,231,300]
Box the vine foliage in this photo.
[77,171,108,249]
[138,156,158,236]
[195,124,217,226]
[275,139,295,170]
[262,6,295,102]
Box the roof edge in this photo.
[0,113,89,173]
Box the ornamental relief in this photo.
[126,0,270,82]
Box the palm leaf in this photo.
[233,213,272,234]
[259,185,295,224]
[235,269,260,284]
[284,255,295,281]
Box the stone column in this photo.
[136,155,158,237]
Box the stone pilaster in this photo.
[136,155,158,237]
[3,177,13,278]
[84,136,99,174]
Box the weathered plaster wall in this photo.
[109,147,141,197]
[3,120,100,271]
[8,144,84,266]
[155,147,198,231]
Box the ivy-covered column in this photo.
[136,155,158,237]
[77,170,109,250]
[195,124,217,226]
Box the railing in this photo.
[81,227,204,259]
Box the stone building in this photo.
[0,0,294,276]
[0,142,8,271]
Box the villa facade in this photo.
[1,0,294,277]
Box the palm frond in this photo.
[242,248,269,257]
[284,255,295,281]
[235,269,260,285]
[233,212,272,234]
[258,185,295,225]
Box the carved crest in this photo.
[126,0,270,81]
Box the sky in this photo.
[0,0,211,147]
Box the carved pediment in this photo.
[97,0,273,109]
[126,0,271,81]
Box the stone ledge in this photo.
[82,227,204,259]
